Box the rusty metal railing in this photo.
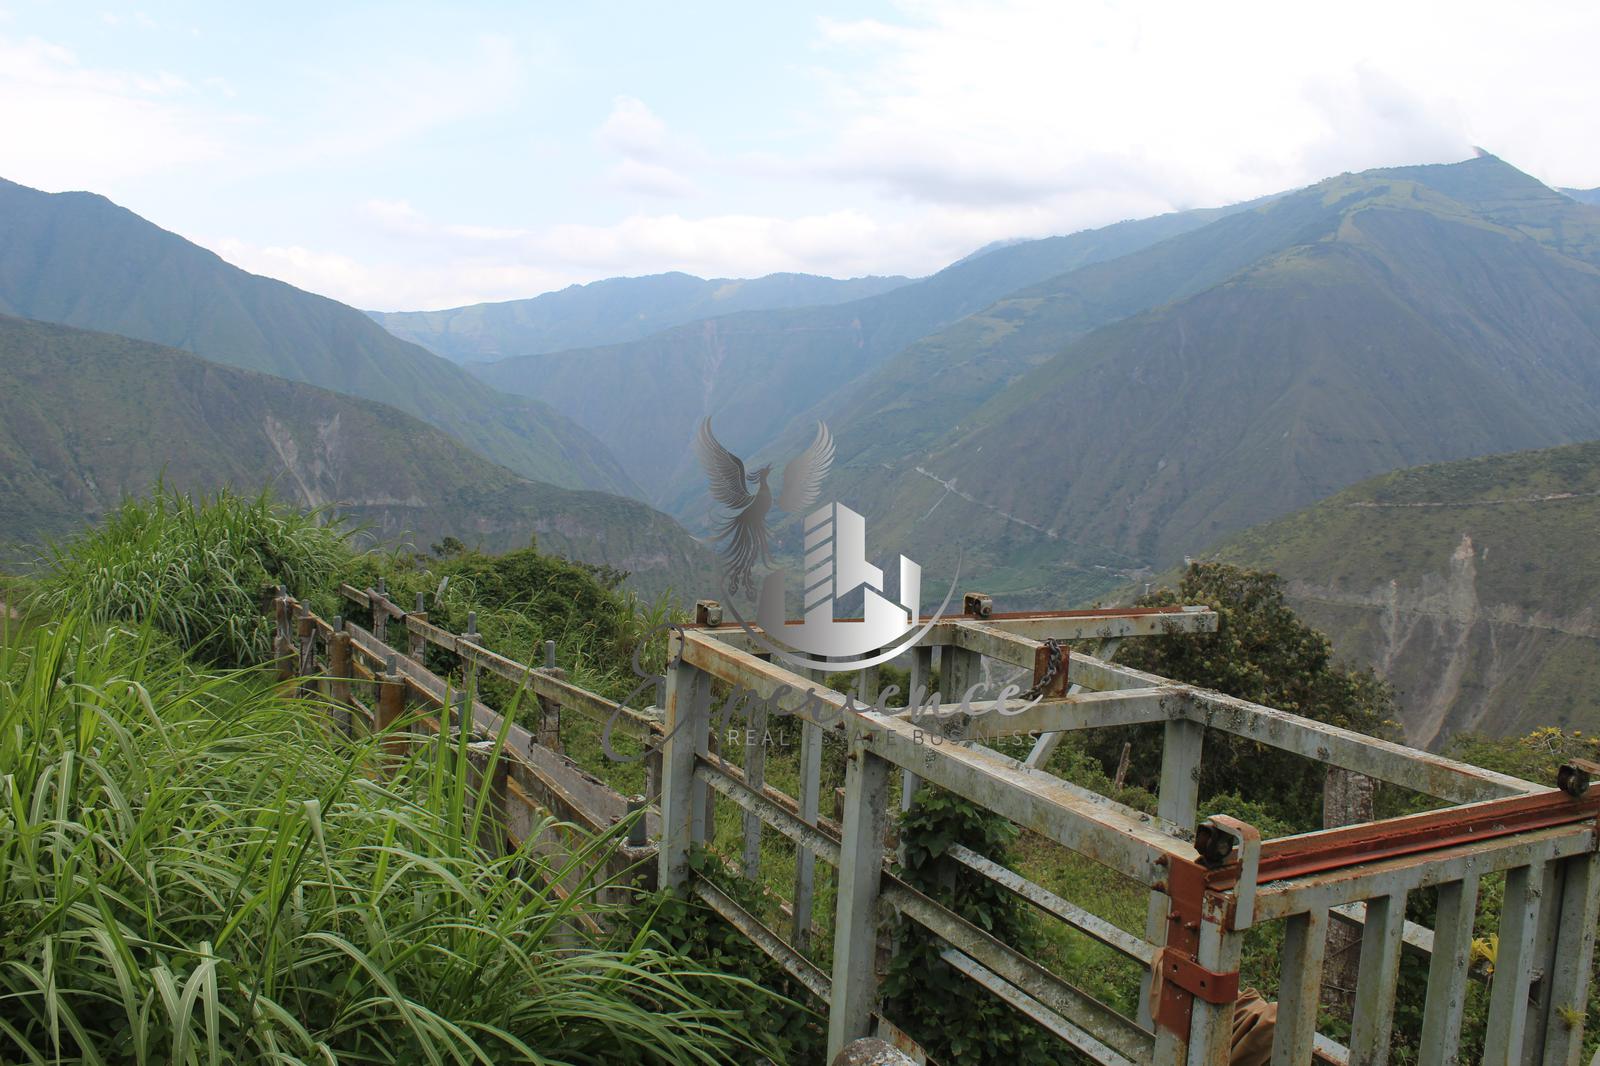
[656,597,1600,1065]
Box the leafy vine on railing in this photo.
[884,785,1063,1065]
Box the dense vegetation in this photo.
[1,487,778,1064]
[0,616,772,1064]
[32,486,349,667]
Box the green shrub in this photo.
[0,616,769,1064]
[31,484,350,666]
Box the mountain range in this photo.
[820,156,1600,605]
[369,271,911,362]
[1207,439,1600,747]
[0,314,713,600]
[8,151,1600,735]
[0,178,635,497]
[468,201,1251,509]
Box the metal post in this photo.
[827,722,891,1061]
[535,642,565,753]
[329,619,354,737]
[1483,862,1546,1061]
[375,657,408,770]
[657,644,711,893]
[1188,901,1248,1066]
[1419,874,1481,1066]
[372,580,388,644]
[461,611,480,703]
[408,592,427,661]
[1141,717,1204,1027]
[901,644,933,811]
[295,607,316,697]
[741,697,770,879]
[793,715,824,951]
[1535,851,1600,1065]
[1272,907,1329,1064]
[274,589,293,682]
[626,794,649,849]
[1349,892,1407,1062]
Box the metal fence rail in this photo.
[263,584,1600,1064]
[264,585,658,901]
[656,598,1600,1066]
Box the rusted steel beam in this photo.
[1181,688,1537,803]
[696,755,844,867]
[693,879,831,1001]
[892,686,1181,738]
[1207,787,1600,893]
[859,709,1194,885]
[940,948,1141,1066]
[946,844,1154,964]
[939,608,1215,666]
[680,630,852,729]
[882,878,1153,1062]
[457,636,657,736]
[1251,824,1594,923]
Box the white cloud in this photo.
[9,3,1600,311]
[809,0,1600,216]
[596,95,670,160]
[607,158,697,198]
[593,94,697,198]
[0,35,227,187]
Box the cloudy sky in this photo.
[4,1,1599,310]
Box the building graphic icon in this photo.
[756,502,921,661]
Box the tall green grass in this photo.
[32,486,351,666]
[0,617,773,1064]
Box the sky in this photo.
[3,1,1599,312]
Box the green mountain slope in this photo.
[0,315,715,601]
[470,203,1248,508]
[1206,441,1600,748]
[1563,187,1600,206]
[370,270,912,362]
[0,178,635,496]
[817,157,1600,606]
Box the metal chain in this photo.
[1022,638,1063,701]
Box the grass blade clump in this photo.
[31,484,351,666]
[0,617,773,1063]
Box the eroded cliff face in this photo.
[1281,532,1600,749]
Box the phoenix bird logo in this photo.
[695,417,835,596]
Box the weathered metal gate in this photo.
[658,600,1600,1066]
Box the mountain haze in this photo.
[472,202,1251,509]
[0,315,715,600]
[0,178,636,497]
[370,271,912,362]
[1207,440,1600,748]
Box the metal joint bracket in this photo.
[1197,814,1261,930]
[1151,946,1241,1009]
